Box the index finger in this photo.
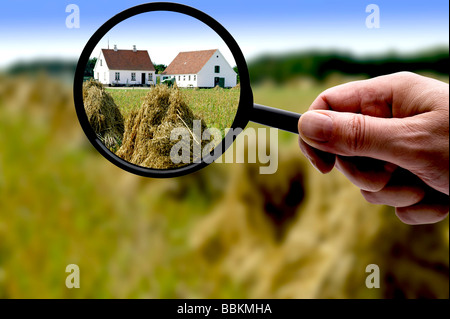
[309,76,394,118]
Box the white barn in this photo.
[93,45,156,86]
[162,49,237,88]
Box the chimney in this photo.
[113,44,117,52]
[133,45,136,52]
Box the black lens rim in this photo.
[74,2,252,178]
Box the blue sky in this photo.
[0,0,448,67]
[88,10,238,67]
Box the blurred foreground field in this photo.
[0,73,448,298]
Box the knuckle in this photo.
[345,114,367,155]
[359,87,378,107]
[396,71,418,80]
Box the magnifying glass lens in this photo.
[76,3,299,178]
[81,10,240,170]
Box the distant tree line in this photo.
[6,47,448,85]
[248,47,449,84]
[6,59,169,79]
[7,59,77,77]
[153,64,167,74]
[233,66,240,84]
[84,58,97,78]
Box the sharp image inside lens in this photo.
[82,10,240,170]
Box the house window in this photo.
[183,75,186,81]
[214,65,220,73]
[188,75,191,81]
[96,72,99,80]
[194,75,196,81]
[100,59,102,66]
[148,73,153,81]
[115,72,120,81]
[131,73,136,81]
[178,76,181,81]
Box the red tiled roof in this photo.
[162,49,217,75]
[101,49,155,71]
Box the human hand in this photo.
[298,72,449,225]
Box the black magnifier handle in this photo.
[251,104,302,134]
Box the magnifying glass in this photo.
[74,2,302,178]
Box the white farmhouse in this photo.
[162,49,237,88]
[93,45,156,86]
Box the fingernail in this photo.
[300,112,333,143]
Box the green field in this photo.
[105,87,240,133]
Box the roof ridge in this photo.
[178,49,217,53]
[102,48,148,52]
[162,49,221,75]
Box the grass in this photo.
[105,87,240,134]
[181,88,240,133]
[104,88,148,117]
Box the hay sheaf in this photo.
[231,83,240,91]
[83,80,124,150]
[190,141,449,298]
[116,85,210,169]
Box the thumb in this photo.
[298,110,409,164]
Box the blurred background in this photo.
[0,0,448,298]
